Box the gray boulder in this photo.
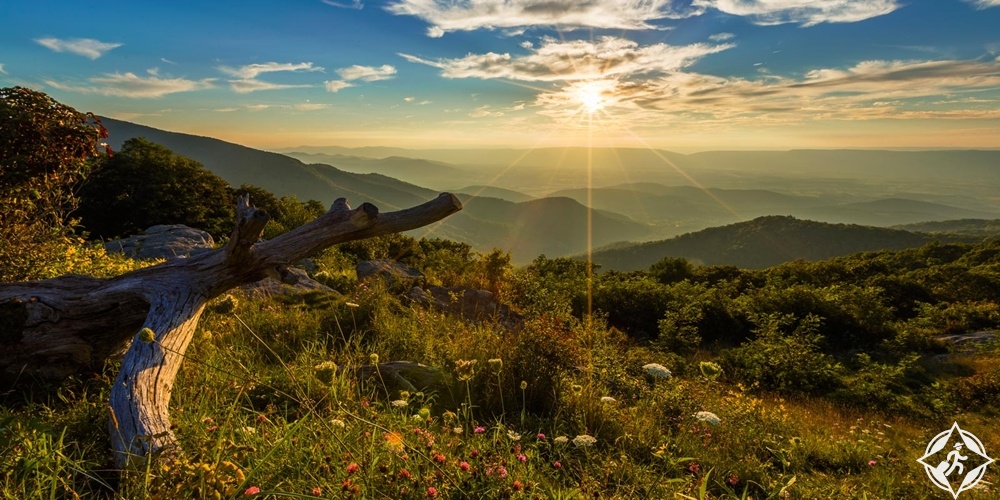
[104,224,214,260]
[356,259,424,289]
[409,285,522,327]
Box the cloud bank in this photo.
[46,72,214,98]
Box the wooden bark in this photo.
[0,193,462,467]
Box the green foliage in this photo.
[0,87,109,282]
[721,314,843,396]
[76,137,235,239]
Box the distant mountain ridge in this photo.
[588,215,977,271]
[100,118,649,262]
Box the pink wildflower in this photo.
[868,460,877,467]
[347,462,360,474]
[244,486,261,495]
[427,486,438,498]
[553,461,562,469]
[517,454,527,463]
[474,426,486,434]
[458,461,471,471]
[537,433,546,440]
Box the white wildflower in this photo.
[600,396,616,404]
[554,436,569,445]
[572,434,597,448]
[453,427,463,435]
[694,411,721,426]
[330,418,346,429]
[390,399,408,408]
[643,363,672,379]
[507,430,522,441]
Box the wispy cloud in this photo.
[337,64,396,81]
[322,0,363,8]
[228,79,312,94]
[218,61,322,93]
[402,36,731,81]
[219,62,322,79]
[0,64,5,75]
[693,0,900,26]
[325,64,397,92]
[34,37,122,59]
[161,57,178,65]
[216,102,330,112]
[385,0,698,37]
[46,72,214,98]
[966,0,1000,7]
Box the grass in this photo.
[3,274,1000,498]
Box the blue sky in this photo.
[2,0,999,151]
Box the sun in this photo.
[571,80,616,114]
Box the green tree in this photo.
[77,138,235,239]
[0,87,109,281]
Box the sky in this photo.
[2,0,1000,152]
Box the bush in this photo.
[721,313,843,396]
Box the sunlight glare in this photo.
[572,80,616,115]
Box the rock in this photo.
[104,224,215,260]
[408,285,522,328]
[356,361,457,409]
[243,267,339,299]
[356,259,424,290]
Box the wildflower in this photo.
[311,487,323,496]
[418,407,431,419]
[471,449,480,458]
[474,426,486,434]
[331,418,346,429]
[432,452,446,464]
[694,411,721,426]
[427,486,438,498]
[400,391,411,400]
[369,353,379,364]
[537,433,546,440]
[488,358,503,371]
[497,466,508,478]
[517,454,527,462]
[398,469,411,479]
[572,435,597,448]
[513,480,524,491]
[314,361,339,384]
[443,411,457,422]
[643,363,672,379]
[554,436,569,445]
[727,474,739,486]
[347,463,360,474]
[507,430,521,441]
[453,427,463,435]
[458,461,470,471]
[520,380,528,390]
[454,359,477,381]
[868,460,877,467]
[688,462,700,474]
[698,361,723,380]
[600,396,616,403]
[553,461,562,469]
[391,399,408,408]
[138,327,156,343]
[244,486,260,495]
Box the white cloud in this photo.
[229,79,312,94]
[293,102,330,111]
[966,0,1000,8]
[0,64,5,75]
[34,37,122,59]
[401,36,731,82]
[322,0,363,8]
[469,105,504,118]
[709,32,735,42]
[385,0,699,37]
[403,96,415,102]
[218,61,323,79]
[324,80,353,92]
[693,0,900,26]
[46,72,214,98]
[336,64,396,82]
[218,61,323,93]
[161,57,178,65]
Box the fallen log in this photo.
[0,193,462,467]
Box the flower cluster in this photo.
[643,363,672,379]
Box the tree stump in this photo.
[0,193,462,467]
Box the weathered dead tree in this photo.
[0,193,462,467]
